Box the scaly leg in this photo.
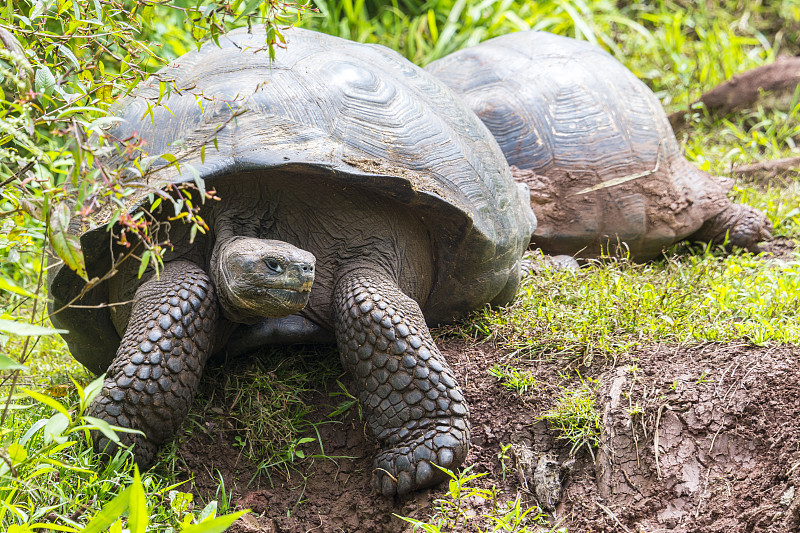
[89,260,218,467]
[334,269,470,496]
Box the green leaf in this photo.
[0,276,35,298]
[180,510,249,533]
[0,318,66,337]
[7,442,27,463]
[48,202,87,280]
[161,152,181,173]
[169,490,193,513]
[0,353,27,371]
[34,65,57,96]
[56,43,80,69]
[127,467,148,533]
[138,250,151,279]
[197,501,217,523]
[79,484,132,533]
[234,0,262,22]
[43,412,70,444]
[187,164,206,201]
[81,416,122,445]
[22,388,72,420]
[19,418,48,446]
[81,374,105,410]
[0,318,67,337]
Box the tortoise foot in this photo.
[334,269,471,497]
[88,261,218,468]
[372,419,469,496]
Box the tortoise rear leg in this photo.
[334,269,470,497]
[89,260,218,467]
[520,251,579,276]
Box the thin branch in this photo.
[0,161,35,190]
[733,156,800,177]
[0,231,48,428]
[670,56,800,128]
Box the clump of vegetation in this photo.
[184,348,343,486]
[395,465,551,532]
[537,376,603,459]
[488,364,542,396]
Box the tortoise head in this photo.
[694,203,773,253]
[210,236,315,324]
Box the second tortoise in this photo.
[426,31,772,261]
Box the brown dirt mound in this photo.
[173,338,800,532]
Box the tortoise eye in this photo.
[266,259,283,273]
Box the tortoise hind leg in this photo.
[89,260,218,467]
[520,251,579,277]
[334,269,470,497]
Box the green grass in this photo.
[395,464,553,532]
[170,346,344,487]
[0,374,244,531]
[472,248,800,364]
[537,376,602,458]
[488,364,542,396]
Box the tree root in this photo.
[670,56,800,128]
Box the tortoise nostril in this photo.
[303,264,314,273]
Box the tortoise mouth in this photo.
[272,288,312,310]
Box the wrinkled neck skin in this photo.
[207,172,435,330]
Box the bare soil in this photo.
[168,331,800,533]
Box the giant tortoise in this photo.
[425,31,771,261]
[48,27,536,496]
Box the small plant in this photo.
[483,493,549,532]
[328,379,363,419]
[696,371,714,384]
[538,376,602,459]
[396,463,553,533]
[489,364,541,395]
[627,404,644,417]
[498,443,514,481]
[395,464,494,531]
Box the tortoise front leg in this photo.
[334,269,470,496]
[89,260,218,467]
